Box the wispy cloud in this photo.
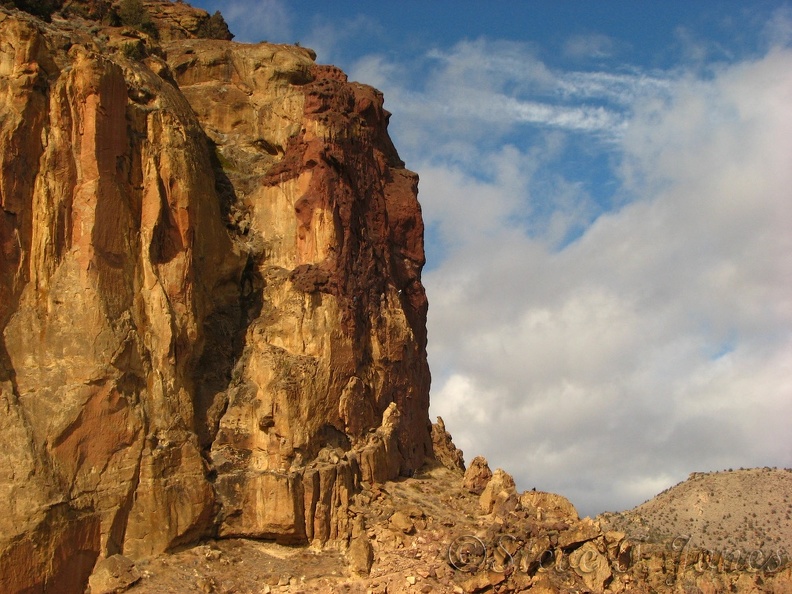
[423,39,635,136]
[763,5,792,48]
[356,39,673,156]
[398,93,624,133]
[563,33,619,60]
[220,0,293,43]
[557,69,670,106]
[303,14,385,64]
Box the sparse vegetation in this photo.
[59,0,116,23]
[117,0,157,38]
[61,2,90,18]
[121,41,145,61]
[196,10,233,40]
[212,146,235,171]
[598,468,792,553]
[1,0,63,21]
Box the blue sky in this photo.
[188,1,792,517]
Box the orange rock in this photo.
[463,456,493,495]
[432,416,466,472]
[0,2,432,590]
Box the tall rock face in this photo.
[166,36,432,545]
[0,3,431,591]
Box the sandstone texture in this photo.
[0,2,430,591]
[3,4,791,594]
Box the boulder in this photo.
[479,469,517,514]
[463,456,493,495]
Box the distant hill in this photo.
[598,467,792,553]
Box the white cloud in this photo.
[558,70,670,106]
[504,96,622,132]
[350,54,406,91]
[424,39,554,94]
[363,38,670,154]
[423,46,792,516]
[763,5,792,48]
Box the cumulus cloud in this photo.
[421,46,792,516]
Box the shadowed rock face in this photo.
[0,3,431,590]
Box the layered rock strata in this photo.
[0,3,432,591]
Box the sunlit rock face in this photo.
[0,2,431,590]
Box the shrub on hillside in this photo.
[61,0,116,23]
[196,10,233,40]
[117,0,157,38]
[2,0,64,21]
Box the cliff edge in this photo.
[0,2,431,591]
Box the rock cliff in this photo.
[6,4,788,594]
[0,2,431,591]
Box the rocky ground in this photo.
[92,461,792,594]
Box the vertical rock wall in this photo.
[166,39,432,544]
[0,4,432,591]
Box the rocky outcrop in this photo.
[0,2,431,591]
[3,5,790,594]
[463,455,493,495]
[479,468,517,514]
[87,555,141,594]
[431,416,465,471]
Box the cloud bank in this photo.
[417,44,792,516]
